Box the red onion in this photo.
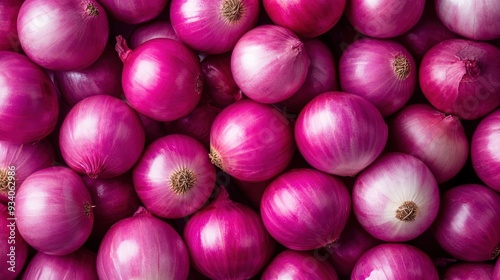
[432,184,500,262]
[420,39,500,120]
[133,134,216,219]
[22,248,98,280]
[129,20,179,49]
[261,250,338,280]
[471,109,500,192]
[0,0,22,52]
[184,187,275,279]
[295,92,387,177]
[495,260,500,279]
[346,0,426,38]
[117,37,203,122]
[234,178,270,209]
[261,168,351,250]
[16,166,94,255]
[339,38,416,116]
[263,0,345,38]
[389,104,469,183]
[97,207,189,279]
[209,100,294,182]
[54,45,123,106]
[136,112,167,145]
[351,243,439,279]
[60,95,145,179]
[170,0,260,54]
[17,0,109,71]
[443,263,495,280]
[0,204,29,280]
[231,25,310,104]
[97,0,168,24]
[0,52,59,144]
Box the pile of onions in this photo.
[443,263,495,280]
[261,250,339,279]
[17,0,109,71]
[0,0,22,52]
[97,0,168,24]
[1,204,29,280]
[129,20,179,49]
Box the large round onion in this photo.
[1,204,29,280]
[0,0,22,52]
[129,20,179,49]
[97,0,168,24]
[443,263,495,280]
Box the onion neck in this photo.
[221,0,244,23]
[395,201,418,221]
[169,168,197,194]
[85,2,100,17]
[213,186,231,205]
[115,35,132,62]
[393,55,411,80]
[463,59,480,78]
[492,243,500,260]
[209,147,224,170]
[0,168,8,193]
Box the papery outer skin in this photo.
[170,0,260,54]
[471,109,500,192]
[389,104,469,183]
[121,38,202,122]
[419,39,500,120]
[132,134,216,219]
[263,0,346,38]
[0,0,22,52]
[351,244,439,280]
[17,0,109,71]
[184,188,275,280]
[97,208,189,280]
[260,168,351,251]
[339,38,416,116]
[0,204,29,280]
[210,100,294,182]
[261,250,338,280]
[346,0,425,38]
[130,20,179,49]
[231,25,310,104]
[432,184,500,262]
[21,248,98,280]
[0,52,59,144]
[443,263,495,280]
[436,0,500,40]
[16,166,94,256]
[97,0,168,24]
[295,92,387,177]
[201,53,242,109]
[59,95,145,179]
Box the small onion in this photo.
[129,20,179,49]
[443,263,495,280]
[97,0,168,24]
[0,0,22,52]
[0,204,29,280]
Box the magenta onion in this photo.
[471,109,500,192]
[234,178,270,209]
[136,112,167,145]
[353,153,439,242]
[97,207,189,279]
[133,134,216,218]
[54,45,123,106]
[432,184,500,262]
[0,52,59,144]
[0,204,29,280]
[184,187,275,279]
[495,260,500,279]
[22,248,98,280]
[97,0,168,24]
[209,100,294,182]
[339,38,416,116]
[129,20,179,49]
[346,0,425,38]
[117,37,203,122]
[261,250,338,280]
[261,168,351,250]
[295,92,387,176]
[0,0,22,52]
[231,25,310,104]
[389,104,469,183]
[170,0,259,54]
[60,95,145,179]
[351,243,439,280]
[16,167,94,255]
[443,263,495,280]
[420,39,500,120]
[17,0,109,71]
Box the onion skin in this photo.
[495,260,500,279]
[129,20,179,49]
[419,39,500,120]
[97,0,168,24]
[295,92,387,177]
[0,204,29,280]
[432,184,500,262]
[0,0,22,52]
[443,263,495,280]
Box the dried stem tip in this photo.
[0,169,8,192]
[209,147,223,170]
[222,0,244,22]
[395,201,418,221]
[393,55,411,79]
[86,3,99,17]
[170,168,197,194]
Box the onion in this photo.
[295,92,387,177]
[495,260,500,279]
[339,38,416,116]
[133,134,216,219]
[351,243,439,279]
[209,100,294,182]
[136,112,167,145]
[97,207,189,279]
[0,52,59,144]
[17,0,109,71]
[22,248,98,280]
[389,104,469,183]
[117,36,203,122]
[432,184,500,262]
[346,0,426,38]
[0,204,29,280]
[231,25,310,104]
[97,0,168,24]
[234,178,270,209]
[261,250,339,280]
[170,0,260,54]
[0,0,22,52]
[184,187,275,279]
[443,263,495,280]
[60,95,145,179]
[54,45,123,106]
[261,168,351,250]
[129,20,179,49]
[263,0,345,38]
[16,166,94,256]
[419,39,500,120]
[471,109,500,192]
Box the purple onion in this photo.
[129,20,179,49]
[98,0,168,24]
[0,204,29,280]
[443,263,495,280]
[0,0,22,52]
